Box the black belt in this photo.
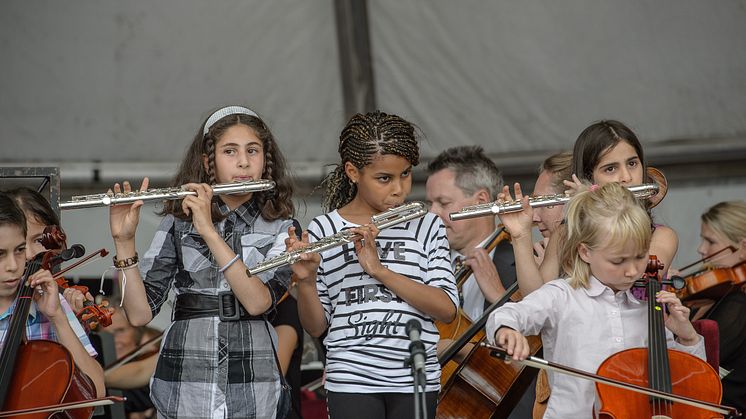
[173,292,263,322]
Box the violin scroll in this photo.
[38,225,114,332]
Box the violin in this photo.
[732,260,746,288]
[646,167,668,208]
[0,246,122,418]
[676,267,737,302]
[104,332,163,373]
[38,226,113,332]
[674,247,745,302]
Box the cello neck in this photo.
[454,226,508,288]
[0,256,43,405]
[647,275,673,395]
[438,281,519,366]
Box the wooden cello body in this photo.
[2,341,97,419]
[437,282,542,419]
[0,250,96,419]
[435,229,510,341]
[596,348,722,419]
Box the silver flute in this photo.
[449,183,660,221]
[60,180,276,210]
[247,202,428,276]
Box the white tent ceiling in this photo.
[1,1,745,183]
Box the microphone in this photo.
[406,319,426,374]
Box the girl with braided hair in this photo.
[287,111,458,419]
[107,106,296,418]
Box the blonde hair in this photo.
[561,183,652,288]
[539,151,573,193]
[701,201,746,245]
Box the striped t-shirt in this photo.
[308,210,458,393]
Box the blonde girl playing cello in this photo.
[487,183,704,418]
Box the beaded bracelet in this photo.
[219,254,241,273]
[113,253,139,269]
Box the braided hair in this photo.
[163,109,294,221]
[321,111,419,212]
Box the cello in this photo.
[483,256,739,418]
[436,227,509,342]
[0,241,120,418]
[437,282,542,418]
[595,255,724,418]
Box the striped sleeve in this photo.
[307,215,333,324]
[422,214,459,309]
[59,296,97,357]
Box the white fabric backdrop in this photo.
[2,1,745,167]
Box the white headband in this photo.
[203,106,258,135]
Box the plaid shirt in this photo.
[0,294,97,357]
[140,199,293,419]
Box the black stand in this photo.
[405,340,428,419]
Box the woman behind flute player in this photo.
[286,111,458,419]
[692,201,746,412]
[107,105,296,418]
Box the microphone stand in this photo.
[405,335,428,419]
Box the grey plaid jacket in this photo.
[139,199,293,418]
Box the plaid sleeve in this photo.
[59,296,97,357]
[261,219,298,313]
[140,215,178,317]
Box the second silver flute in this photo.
[247,202,428,276]
[60,180,276,210]
[449,183,660,221]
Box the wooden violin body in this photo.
[676,267,736,301]
[675,247,746,303]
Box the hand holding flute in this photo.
[109,178,150,243]
[250,202,427,276]
[284,226,321,283]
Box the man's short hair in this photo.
[427,146,502,200]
